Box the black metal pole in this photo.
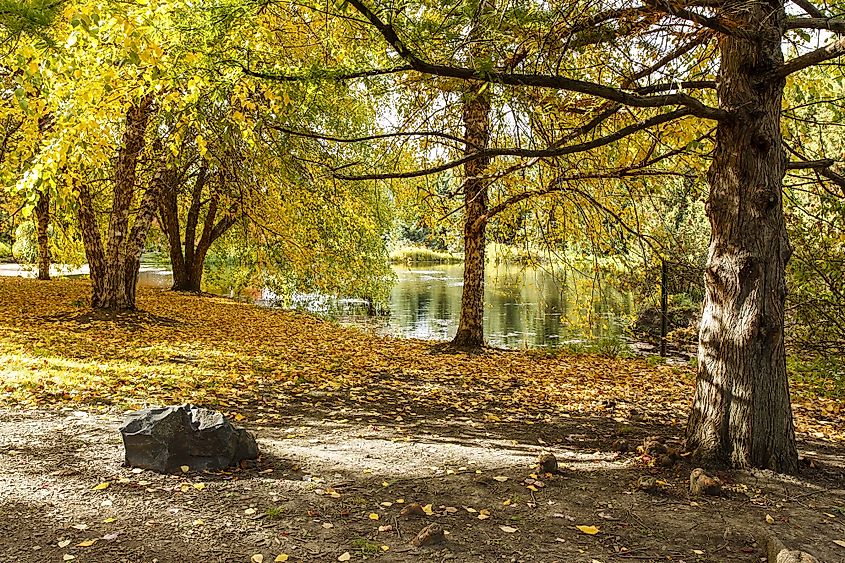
[660,259,668,357]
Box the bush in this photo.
[0,241,11,259]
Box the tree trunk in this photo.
[686,1,798,473]
[452,78,491,349]
[78,98,157,311]
[34,190,50,280]
[159,163,237,293]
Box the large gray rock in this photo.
[120,404,259,473]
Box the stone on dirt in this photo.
[689,468,721,496]
[765,534,820,563]
[411,523,445,547]
[537,452,558,473]
[120,404,259,473]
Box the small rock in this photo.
[689,468,721,496]
[537,452,558,474]
[655,449,681,467]
[639,437,668,456]
[611,439,629,453]
[411,523,445,547]
[635,476,660,493]
[399,503,426,518]
[765,534,819,563]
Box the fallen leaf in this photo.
[71,524,89,531]
[102,517,116,524]
[62,556,75,562]
[193,519,204,526]
[833,540,845,548]
[92,482,109,490]
[368,512,380,520]
[76,539,97,547]
[576,525,600,535]
[422,504,434,516]
[493,476,508,482]
[381,545,389,551]
[252,555,264,563]
[378,525,392,532]
[692,549,704,555]
[338,552,351,561]
[245,508,257,515]
[180,465,190,473]
[478,509,491,520]
[57,540,71,548]
[765,514,775,524]
[193,483,206,490]
[274,555,289,562]
[499,525,518,533]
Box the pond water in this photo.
[138,263,632,349]
[376,264,632,348]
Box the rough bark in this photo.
[451,1,494,349]
[686,0,798,473]
[77,98,159,311]
[159,168,238,293]
[34,189,50,280]
[451,80,491,349]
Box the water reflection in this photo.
[385,264,631,348]
[134,263,632,349]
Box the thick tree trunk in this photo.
[34,190,50,280]
[77,98,157,311]
[686,1,798,473]
[452,79,491,349]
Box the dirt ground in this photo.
[2,404,844,563]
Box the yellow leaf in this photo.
[63,556,75,562]
[245,508,256,515]
[193,483,206,490]
[338,552,351,562]
[765,514,775,524]
[77,539,97,547]
[252,555,264,563]
[180,465,190,473]
[368,513,380,520]
[193,519,204,526]
[274,555,289,562]
[576,525,600,535]
[92,482,109,490]
[381,545,389,551]
[422,504,434,515]
[102,518,116,523]
[478,509,491,520]
[692,549,704,555]
[395,498,404,504]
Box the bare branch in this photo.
[776,36,845,77]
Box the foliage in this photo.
[1,278,840,442]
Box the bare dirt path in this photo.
[1,407,844,563]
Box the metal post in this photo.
[660,259,668,357]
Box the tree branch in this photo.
[344,0,727,120]
[775,36,845,77]
[335,108,692,180]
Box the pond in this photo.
[204,263,633,349]
[373,264,632,348]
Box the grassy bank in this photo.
[388,245,462,264]
[0,277,841,442]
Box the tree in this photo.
[242,0,845,472]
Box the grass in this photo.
[388,244,462,264]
